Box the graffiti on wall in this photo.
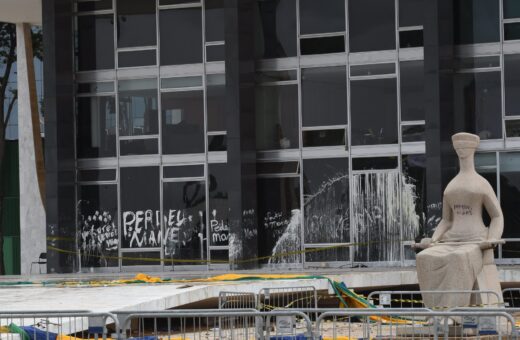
[79,210,118,267]
[267,209,301,264]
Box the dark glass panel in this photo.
[505,23,520,41]
[399,30,423,48]
[506,55,520,116]
[77,15,115,71]
[506,120,520,138]
[257,161,299,175]
[349,0,395,52]
[402,124,425,142]
[255,0,297,59]
[453,71,502,140]
[163,180,206,262]
[121,252,161,266]
[206,44,225,62]
[499,153,520,258]
[400,60,425,121]
[120,166,160,249]
[117,0,157,48]
[350,63,395,77]
[78,82,114,94]
[161,76,203,89]
[208,134,227,151]
[207,74,226,131]
[78,169,117,182]
[118,79,158,136]
[299,0,345,35]
[300,36,345,55]
[161,90,205,154]
[455,56,500,69]
[302,129,346,147]
[399,0,424,27]
[78,185,118,268]
[160,0,199,4]
[257,177,300,264]
[160,8,203,65]
[163,165,204,178]
[305,247,349,262]
[454,0,499,44]
[352,157,398,170]
[118,50,156,68]
[256,70,297,83]
[120,138,158,155]
[255,85,299,150]
[210,249,229,262]
[302,66,347,126]
[504,0,520,19]
[351,78,398,145]
[77,96,116,158]
[303,158,349,244]
[205,0,224,42]
[401,154,426,244]
[78,0,113,12]
[208,163,229,247]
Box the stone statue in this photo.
[415,132,504,309]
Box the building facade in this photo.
[43,0,520,273]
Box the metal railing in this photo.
[257,286,318,311]
[218,291,257,309]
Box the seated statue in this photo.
[415,132,504,309]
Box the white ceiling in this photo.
[0,0,42,25]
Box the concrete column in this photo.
[16,23,46,275]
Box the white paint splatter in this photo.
[268,209,301,264]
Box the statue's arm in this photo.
[431,197,453,243]
[483,185,504,241]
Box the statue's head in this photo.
[452,132,479,159]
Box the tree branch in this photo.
[4,92,17,131]
[0,25,16,99]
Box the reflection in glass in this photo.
[303,158,349,245]
[255,85,299,150]
[300,36,345,55]
[400,60,425,121]
[349,0,395,52]
[454,0,499,45]
[453,71,502,140]
[77,96,116,158]
[117,0,157,48]
[161,76,203,89]
[161,90,205,154]
[402,124,425,142]
[255,0,297,59]
[208,135,227,151]
[505,55,520,116]
[499,153,520,258]
[506,120,520,138]
[120,139,158,155]
[302,66,347,127]
[118,79,158,136]
[78,185,118,268]
[299,0,345,35]
[121,252,161,266]
[205,0,224,42]
[351,78,398,145]
[207,74,226,132]
[302,129,345,147]
[209,164,229,247]
[77,15,114,71]
[257,177,300,264]
[399,0,424,27]
[160,8,202,65]
[120,167,160,249]
[163,181,206,262]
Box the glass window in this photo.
[161,76,203,89]
[349,0,396,53]
[300,36,345,55]
[77,96,116,158]
[205,0,224,42]
[506,120,520,138]
[78,185,119,268]
[208,163,229,247]
[161,90,205,154]
[303,158,349,245]
[400,60,425,121]
[402,124,425,142]
[302,66,347,127]
[208,134,227,151]
[120,139,158,155]
[257,177,300,264]
[399,30,423,48]
[78,82,115,94]
[78,169,117,182]
[352,157,398,170]
[499,153,520,257]
[299,0,345,35]
[453,71,502,140]
[256,70,297,83]
[120,167,160,249]
[504,0,520,19]
[350,63,395,77]
[351,78,398,145]
[399,0,424,27]
[164,165,204,178]
[77,0,113,11]
[454,0,499,45]
[207,74,226,132]
[303,129,346,147]
[256,0,297,59]
[118,50,156,68]
[118,79,158,136]
[121,251,161,266]
[505,54,520,116]
[255,85,299,150]
[163,180,206,261]
[160,8,203,65]
[77,15,114,71]
[117,0,157,48]
[504,23,520,41]
[206,44,225,62]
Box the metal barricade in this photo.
[368,290,503,309]
[316,309,517,339]
[0,311,119,340]
[219,291,257,309]
[257,286,318,311]
[503,288,520,308]
[121,310,313,340]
